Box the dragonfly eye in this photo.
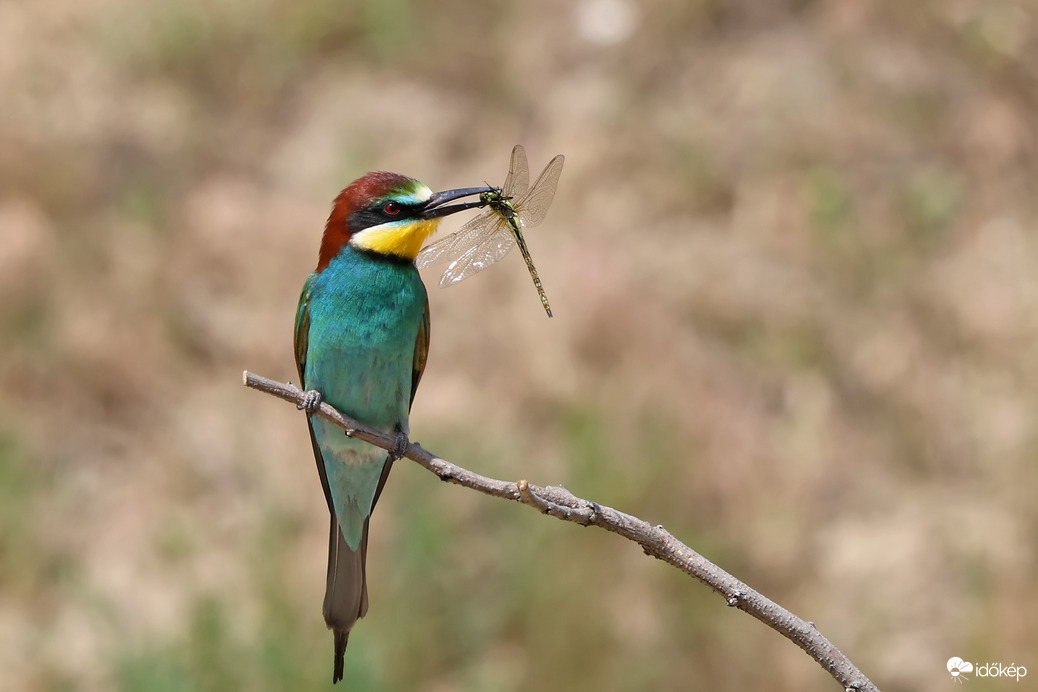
[383,202,402,216]
[480,188,511,205]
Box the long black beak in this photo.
[420,186,498,219]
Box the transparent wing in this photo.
[502,145,530,198]
[416,209,498,268]
[514,154,564,228]
[438,216,516,286]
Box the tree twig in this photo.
[243,370,879,692]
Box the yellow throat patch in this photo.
[350,219,440,261]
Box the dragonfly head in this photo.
[479,187,512,205]
[318,173,489,267]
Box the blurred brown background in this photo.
[2,1,1036,690]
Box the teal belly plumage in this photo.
[302,247,427,550]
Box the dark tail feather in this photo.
[332,630,348,683]
[324,515,369,683]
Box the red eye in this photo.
[383,202,401,215]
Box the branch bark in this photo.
[243,370,879,692]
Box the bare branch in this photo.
[243,370,879,692]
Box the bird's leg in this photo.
[297,389,323,413]
[390,423,410,461]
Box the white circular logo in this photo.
[947,657,974,682]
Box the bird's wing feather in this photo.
[294,274,314,385]
[410,294,430,408]
[294,275,335,514]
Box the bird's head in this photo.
[317,172,488,270]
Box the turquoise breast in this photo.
[303,247,427,549]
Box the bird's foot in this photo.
[390,426,410,461]
[297,389,323,413]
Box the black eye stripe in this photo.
[346,201,421,233]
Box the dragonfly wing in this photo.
[515,154,564,228]
[415,234,455,267]
[416,210,497,267]
[421,145,554,286]
[438,218,516,287]
[502,145,530,198]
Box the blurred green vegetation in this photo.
[2,0,1037,690]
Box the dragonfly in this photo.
[416,144,564,317]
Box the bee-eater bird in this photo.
[294,173,489,683]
